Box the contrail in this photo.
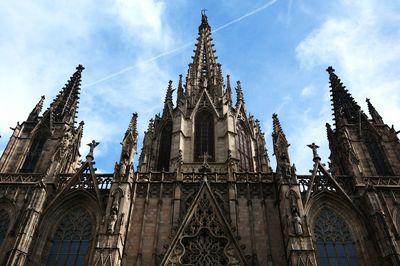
[213,0,278,33]
[83,0,278,88]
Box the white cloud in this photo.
[296,0,400,129]
[301,85,315,97]
[114,0,172,49]
[0,1,174,170]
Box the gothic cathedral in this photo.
[0,13,399,266]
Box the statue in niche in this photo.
[112,191,122,213]
[107,210,118,234]
[119,157,128,177]
[292,210,303,236]
[108,190,122,233]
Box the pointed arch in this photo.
[313,208,358,265]
[29,191,100,265]
[194,109,214,161]
[364,132,392,176]
[236,121,253,172]
[46,207,92,265]
[157,120,172,171]
[20,129,49,173]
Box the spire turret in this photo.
[235,80,244,109]
[186,11,222,103]
[272,114,294,184]
[163,80,174,116]
[120,113,138,171]
[176,74,184,106]
[225,74,232,105]
[366,98,384,124]
[27,95,45,121]
[45,64,83,124]
[327,66,364,126]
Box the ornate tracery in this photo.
[0,209,10,246]
[236,121,253,171]
[46,207,92,266]
[194,110,214,161]
[162,184,245,265]
[314,208,358,265]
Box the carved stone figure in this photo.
[293,211,303,236]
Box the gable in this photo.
[161,181,247,265]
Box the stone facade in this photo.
[0,12,399,266]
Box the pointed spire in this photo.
[366,98,384,124]
[46,64,84,124]
[27,95,45,121]
[186,11,221,101]
[120,113,138,167]
[272,113,286,140]
[326,66,362,126]
[235,80,244,104]
[176,74,184,106]
[163,80,174,116]
[225,75,232,104]
[200,9,211,30]
[124,112,138,139]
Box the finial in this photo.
[199,152,211,173]
[236,80,243,102]
[86,140,100,162]
[307,142,321,162]
[76,64,85,72]
[201,9,207,17]
[326,66,335,74]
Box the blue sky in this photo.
[0,0,399,174]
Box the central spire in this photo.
[185,11,224,103]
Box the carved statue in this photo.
[107,210,118,234]
[293,211,303,236]
[119,158,128,177]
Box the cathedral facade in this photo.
[0,13,399,266]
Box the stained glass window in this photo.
[194,110,214,161]
[20,132,48,173]
[364,134,392,176]
[0,209,10,245]
[314,208,358,266]
[47,207,92,266]
[157,121,172,171]
[236,122,253,172]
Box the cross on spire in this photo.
[307,142,321,162]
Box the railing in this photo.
[57,173,114,191]
[0,173,45,184]
[134,171,273,183]
[364,176,400,187]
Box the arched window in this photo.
[20,131,48,173]
[364,134,392,176]
[47,207,92,266]
[194,110,214,161]
[236,122,253,172]
[157,121,172,171]
[314,208,358,265]
[0,209,10,246]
